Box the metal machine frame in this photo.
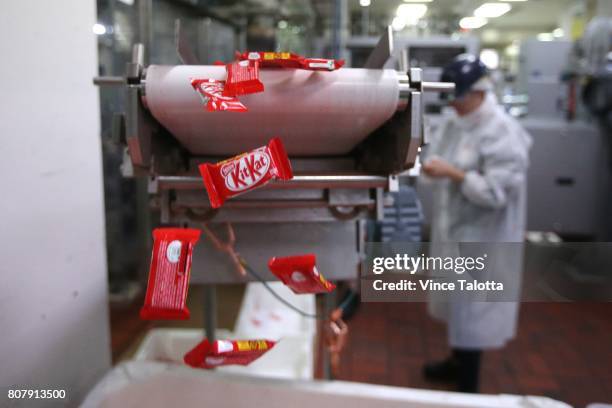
[94,25,453,377]
[94,26,453,270]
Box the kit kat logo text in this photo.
[222,150,271,192]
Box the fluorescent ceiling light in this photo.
[459,16,488,29]
[482,29,500,42]
[537,32,554,41]
[396,4,428,26]
[392,16,407,31]
[92,23,106,35]
[359,0,371,7]
[480,49,499,69]
[552,28,564,38]
[474,3,512,18]
[505,43,519,57]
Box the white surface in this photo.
[234,282,316,339]
[134,282,318,380]
[134,328,313,380]
[81,361,572,408]
[233,282,316,378]
[0,1,111,406]
[145,65,399,156]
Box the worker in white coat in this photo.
[419,54,532,393]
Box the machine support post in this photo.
[203,284,217,343]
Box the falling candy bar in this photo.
[184,339,276,369]
[198,137,293,208]
[190,78,247,112]
[268,254,336,294]
[140,228,201,320]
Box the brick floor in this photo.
[321,302,612,408]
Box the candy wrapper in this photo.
[184,339,276,369]
[199,137,293,208]
[268,254,336,294]
[140,228,201,320]
[190,78,247,112]
[224,60,264,97]
[237,51,344,71]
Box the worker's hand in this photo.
[422,157,465,182]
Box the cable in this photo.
[337,290,358,312]
[199,222,352,320]
[241,259,358,321]
[241,261,323,320]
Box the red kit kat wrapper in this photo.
[268,254,336,294]
[190,78,247,112]
[199,137,293,208]
[140,228,201,320]
[236,51,344,71]
[223,60,264,97]
[184,339,276,369]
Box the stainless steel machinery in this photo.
[95,25,453,278]
[94,26,453,372]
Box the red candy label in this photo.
[199,138,293,208]
[222,148,270,192]
[184,339,276,369]
[268,254,336,294]
[140,228,201,320]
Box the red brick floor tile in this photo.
[326,301,612,408]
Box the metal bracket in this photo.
[125,85,152,167]
[364,25,393,69]
[127,43,144,85]
[175,19,201,65]
[405,90,423,169]
[409,67,423,89]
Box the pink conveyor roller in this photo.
[144,65,400,156]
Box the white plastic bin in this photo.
[134,281,317,380]
[82,361,572,408]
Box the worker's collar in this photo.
[454,93,498,131]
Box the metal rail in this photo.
[422,81,456,93]
[93,76,124,86]
[155,174,389,191]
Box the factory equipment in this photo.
[522,118,607,237]
[347,36,479,115]
[518,39,574,119]
[519,19,612,239]
[94,24,454,372]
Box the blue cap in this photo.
[441,54,488,100]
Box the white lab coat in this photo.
[421,93,532,349]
